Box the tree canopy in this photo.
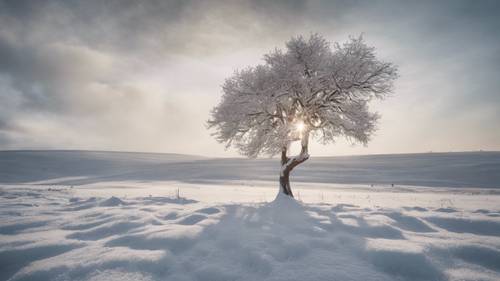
[209,34,398,158]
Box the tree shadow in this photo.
[3,193,450,281]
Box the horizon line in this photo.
[0,148,498,159]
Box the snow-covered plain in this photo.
[1,151,500,281]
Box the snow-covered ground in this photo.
[1,151,500,281]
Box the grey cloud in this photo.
[0,0,499,154]
[0,0,310,57]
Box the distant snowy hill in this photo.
[1,150,499,188]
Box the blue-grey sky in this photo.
[0,0,499,157]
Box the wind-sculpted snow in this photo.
[1,151,499,280]
[1,186,499,281]
[1,150,499,188]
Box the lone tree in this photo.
[208,34,398,197]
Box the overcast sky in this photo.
[1,0,499,157]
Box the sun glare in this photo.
[295,120,305,133]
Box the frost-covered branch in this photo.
[208,34,398,158]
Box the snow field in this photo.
[1,182,500,281]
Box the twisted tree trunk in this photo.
[279,131,310,197]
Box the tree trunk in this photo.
[279,131,310,197]
[280,165,293,197]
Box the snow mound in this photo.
[99,196,126,207]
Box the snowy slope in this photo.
[1,150,500,281]
[1,150,499,188]
[0,150,205,184]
